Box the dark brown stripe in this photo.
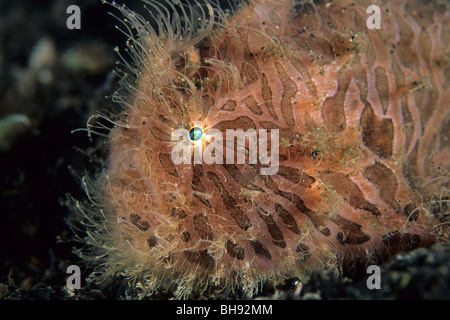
[259,120,297,141]
[278,189,331,236]
[250,201,286,248]
[149,126,172,141]
[375,66,389,114]
[250,240,272,261]
[192,164,211,207]
[275,203,300,234]
[321,66,351,132]
[382,230,422,251]
[212,116,256,132]
[289,56,317,96]
[351,56,368,102]
[360,103,393,158]
[261,73,278,120]
[147,236,158,248]
[275,62,297,127]
[171,208,187,219]
[159,153,178,177]
[295,243,311,262]
[226,240,245,260]
[277,166,315,187]
[260,174,331,236]
[129,213,150,232]
[157,114,177,129]
[243,95,263,115]
[222,163,265,192]
[320,170,381,216]
[221,99,236,111]
[364,162,400,211]
[184,249,215,270]
[334,216,371,245]
[181,231,191,242]
[193,213,214,241]
[401,95,414,151]
[207,171,252,230]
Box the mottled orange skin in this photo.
[73,0,449,298]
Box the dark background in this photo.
[0,0,128,298]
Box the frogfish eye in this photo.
[189,127,203,141]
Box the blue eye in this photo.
[189,127,203,141]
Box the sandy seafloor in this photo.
[0,0,449,301]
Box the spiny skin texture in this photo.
[72,0,450,298]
